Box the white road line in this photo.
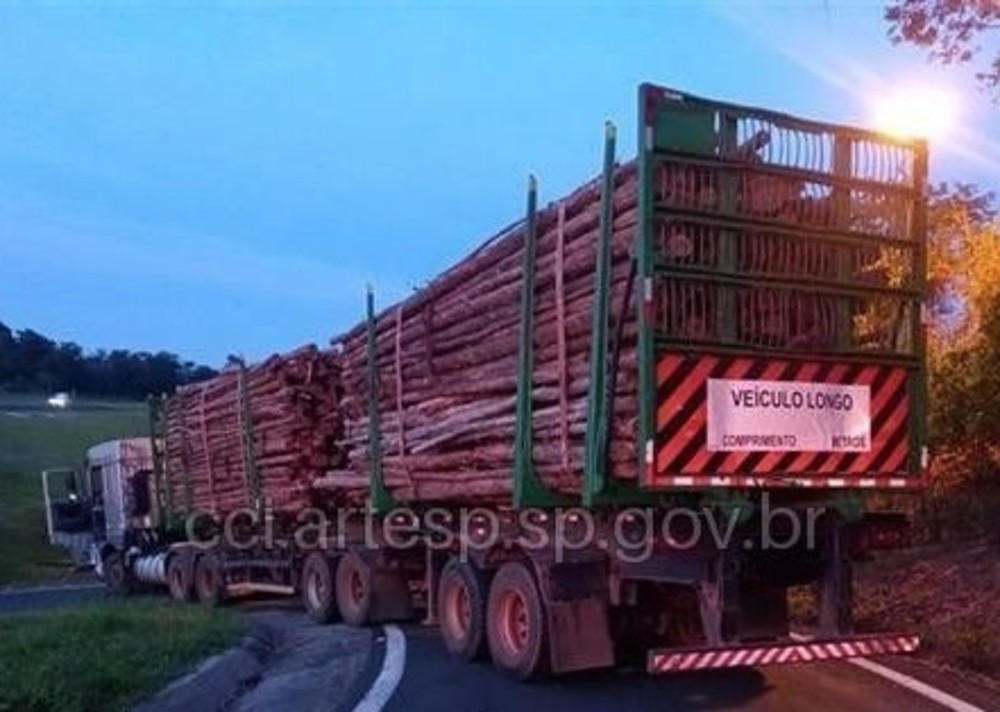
[848,658,986,712]
[353,625,406,712]
[789,633,985,712]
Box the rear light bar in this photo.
[852,514,911,554]
[648,634,919,674]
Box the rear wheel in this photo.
[103,549,133,596]
[167,551,194,602]
[437,559,489,661]
[336,552,372,627]
[486,561,548,680]
[302,552,339,624]
[194,552,226,606]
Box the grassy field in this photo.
[0,598,244,712]
[0,393,148,584]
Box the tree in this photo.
[925,182,998,323]
[13,329,55,386]
[923,183,1000,446]
[886,0,1000,96]
[0,322,216,398]
[0,322,14,383]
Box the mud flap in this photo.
[369,566,414,623]
[547,598,615,673]
[533,559,614,674]
[820,517,854,636]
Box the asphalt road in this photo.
[385,626,993,712]
[4,587,996,712]
[0,582,105,614]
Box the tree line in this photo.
[912,181,999,542]
[0,322,217,400]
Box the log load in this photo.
[162,144,822,510]
[161,144,842,510]
[327,163,644,504]
[160,119,904,510]
[164,345,344,515]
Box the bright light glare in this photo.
[873,85,959,141]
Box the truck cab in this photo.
[42,438,157,577]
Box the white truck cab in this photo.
[42,438,156,573]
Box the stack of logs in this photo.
[164,345,344,514]
[162,129,888,510]
[323,164,642,504]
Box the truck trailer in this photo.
[45,83,927,680]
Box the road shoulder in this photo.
[858,654,1000,712]
[135,610,374,712]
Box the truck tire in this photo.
[486,561,548,680]
[103,549,133,596]
[167,551,195,602]
[437,559,489,661]
[194,553,226,607]
[336,552,372,627]
[302,552,339,624]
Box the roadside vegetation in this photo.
[0,394,147,583]
[0,598,244,712]
[868,4,1000,676]
[856,541,1000,681]
[0,321,215,400]
[853,185,1000,680]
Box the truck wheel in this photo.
[486,561,548,680]
[438,559,488,661]
[194,553,226,607]
[167,551,195,602]
[302,552,339,624]
[103,549,133,596]
[336,552,372,627]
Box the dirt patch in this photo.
[854,539,1000,683]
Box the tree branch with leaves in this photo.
[886,0,1000,96]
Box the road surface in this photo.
[381,625,998,712]
[0,582,105,614]
[3,588,996,712]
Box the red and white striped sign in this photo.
[648,635,920,674]
[650,355,914,487]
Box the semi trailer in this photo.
[45,83,927,679]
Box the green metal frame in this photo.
[635,83,929,488]
[147,395,172,528]
[636,86,658,490]
[582,124,616,505]
[367,288,398,513]
[582,123,659,507]
[513,176,571,509]
[236,359,263,514]
[717,112,739,343]
[176,398,194,515]
[909,142,929,473]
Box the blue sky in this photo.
[1,2,996,365]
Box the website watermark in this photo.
[183,493,828,564]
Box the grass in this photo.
[0,598,244,712]
[0,393,148,474]
[0,393,148,584]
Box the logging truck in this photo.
[46,84,927,679]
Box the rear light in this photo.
[851,514,911,554]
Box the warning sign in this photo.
[706,378,871,453]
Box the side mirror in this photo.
[63,471,79,499]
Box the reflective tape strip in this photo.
[648,635,920,674]
[654,475,923,489]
